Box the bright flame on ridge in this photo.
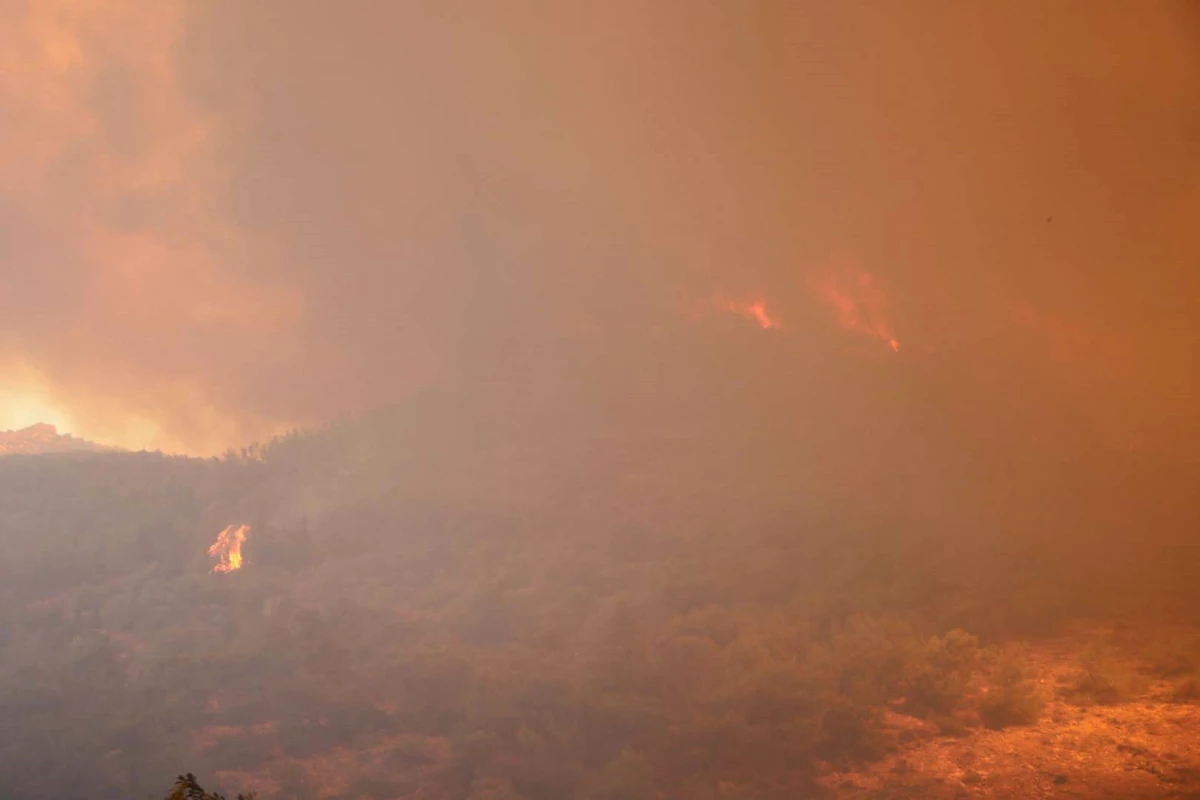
[208,524,249,573]
[710,293,782,330]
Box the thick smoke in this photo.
[1,0,1197,479]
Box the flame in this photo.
[814,266,899,351]
[208,524,249,573]
[707,293,782,330]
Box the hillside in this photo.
[0,423,116,456]
[1,406,1199,799]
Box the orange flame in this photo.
[708,293,782,330]
[208,524,249,573]
[814,266,899,351]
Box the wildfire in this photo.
[814,266,899,351]
[706,293,782,330]
[208,524,249,573]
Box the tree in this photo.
[166,773,256,800]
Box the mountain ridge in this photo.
[0,422,116,455]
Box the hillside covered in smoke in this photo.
[2,374,1199,798]
[2,1,1199,797]
[0,423,114,455]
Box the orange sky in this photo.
[1,1,1197,455]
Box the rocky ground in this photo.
[818,631,1200,798]
[201,627,1200,799]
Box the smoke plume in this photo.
[1,0,1197,474]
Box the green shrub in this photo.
[980,653,1043,729]
[826,615,915,707]
[905,629,979,719]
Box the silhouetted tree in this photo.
[166,772,256,800]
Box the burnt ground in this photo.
[201,627,1200,799]
[818,632,1200,799]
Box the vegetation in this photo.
[1140,632,1200,679]
[1060,643,1147,707]
[167,773,256,800]
[0,410,1197,799]
[980,649,1044,729]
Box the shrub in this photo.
[905,629,980,719]
[980,652,1043,729]
[826,615,915,707]
[165,773,255,800]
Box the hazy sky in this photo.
[1,0,1197,457]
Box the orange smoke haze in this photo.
[1012,301,1093,363]
[0,1,1197,459]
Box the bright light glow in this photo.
[208,524,249,573]
[698,293,783,330]
[0,386,75,434]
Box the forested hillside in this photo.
[2,390,1199,799]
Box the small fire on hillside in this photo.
[814,266,900,352]
[209,524,249,573]
[693,293,782,330]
